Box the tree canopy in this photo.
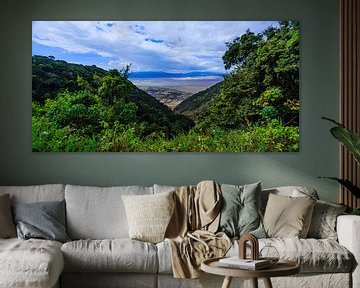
[195,21,299,130]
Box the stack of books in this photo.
[218,257,271,270]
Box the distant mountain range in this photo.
[128,71,224,79]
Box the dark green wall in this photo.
[0,0,340,202]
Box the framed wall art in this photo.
[32,21,299,152]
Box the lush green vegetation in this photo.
[32,21,299,152]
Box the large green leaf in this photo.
[318,177,360,199]
[323,117,360,165]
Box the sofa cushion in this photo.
[0,184,65,204]
[0,194,16,238]
[158,237,353,274]
[12,200,70,243]
[122,191,175,243]
[153,184,176,194]
[61,273,157,288]
[0,238,64,288]
[235,238,353,273]
[218,182,266,238]
[156,238,355,276]
[156,240,173,274]
[263,193,316,238]
[65,185,153,239]
[61,239,158,273]
[307,200,347,240]
[260,238,354,273]
[261,186,319,213]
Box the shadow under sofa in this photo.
[0,183,359,288]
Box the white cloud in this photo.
[32,21,279,73]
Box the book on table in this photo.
[218,257,271,270]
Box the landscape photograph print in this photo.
[32,20,300,152]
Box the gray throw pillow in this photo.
[0,194,17,238]
[307,200,347,240]
[12,200,70,243]
[218,182,266,238]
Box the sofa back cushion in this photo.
[0,194,17,238]
[0,184,65,204]
[65,185,153,239]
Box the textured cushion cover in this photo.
[158,237,353,274]
[218,182,266,238]
[263,193,316,238]
[255,238,353,273]
[122,191,175,243]
[337,215,360,288]
[307,200,347,240]
[62,239,158,273]
[65,185,153,239]
[12,200,70,243]
[0,184,65,204]
[0,194,16,238]
[0,238,64,288]
[61,273,157,288]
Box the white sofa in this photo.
[0,184,359,288]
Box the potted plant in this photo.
[320,117,360,215]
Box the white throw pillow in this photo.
[122,191,175,243]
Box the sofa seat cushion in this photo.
[0,238,64,288]
[232,238,353,273]
[157,238,354,274]
[61,239,158,273]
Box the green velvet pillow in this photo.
[218,182,266,238]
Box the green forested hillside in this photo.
[202,21,299,131]
[32,55,107,103]
[32,21,299,152]
[173,21,300,151]
[174,81,222,120]
[177,21,299,130]
[32,56,194,151]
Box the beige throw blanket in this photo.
[165,181,231,279]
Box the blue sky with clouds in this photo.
[32,21,279,74]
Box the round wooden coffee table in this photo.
[201,257,300,288]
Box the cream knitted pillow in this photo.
[122,191,175,243]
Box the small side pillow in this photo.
[12,200,70,243]
[263,193,316,238]
[218,182,266,238]
[0,194,17,238]
[307,200,347,240]
[122,191,175,243]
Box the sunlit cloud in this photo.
[32,21,279,73]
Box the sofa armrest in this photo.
[337,215,360,288]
